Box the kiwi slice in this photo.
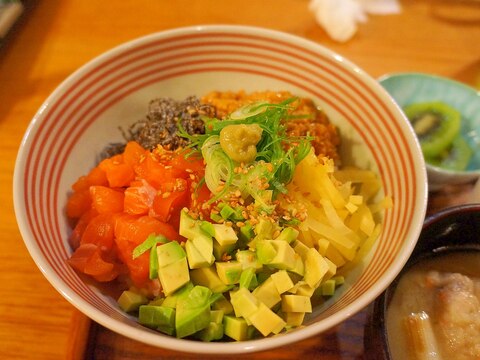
[403,101,461,158]
[425,135,472,171]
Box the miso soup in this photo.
[387,251,480,360]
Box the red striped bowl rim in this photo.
[13,25,427,354]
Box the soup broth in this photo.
[387,251,480,360]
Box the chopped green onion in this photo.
[132,233,169,259]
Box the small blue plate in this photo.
[379,72,480,191]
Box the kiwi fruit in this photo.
[425,135,472,171]
[403,101,461,158]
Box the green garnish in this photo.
[179,99,313,210]
[132,233,169,259]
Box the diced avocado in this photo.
[255,240,277,264]
[175,286,212,338]
[270,270,294,294]
[283,311,305,327]
[117,290,148,312]
[304,248,329,288]
[138,305,175,331]
[210,309,224,324]
[195,321,224,342]
[213,240,236,261]
[223,316,251,341]
[239,223,254,243]
[252,277,281,309]
[212,224,238,246]
[332,275,345,286]
[256,267,275,285]
[212,294,234,315]
[219,203,236,220]
[216,261,243,285]
[281,295,312,313]
[190,266,233,293]
[156,241,186,267]
[239,267,258,290]
[185,240,212,269]
[191,232,215,264]
[248,302,286,336]
[268,240,296,270]
[148,297,165,307]
[161,296,178,308]
[161,282,194,308]
[236,249,262,271]
[275,227,299,244]
[210,212,223,223]
[230,287,259,319]
[200,220,215,237]
[320,279,336,296]
[253,217,277,239]
[158,257,190,296]
[179,209,200,239]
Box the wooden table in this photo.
[1,1,479,359]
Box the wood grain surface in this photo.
[1,1,479,359]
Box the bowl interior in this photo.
[379,72,480,188]
[14,25,427,353]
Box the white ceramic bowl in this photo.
[379,72,480,192]
[13,25,427,354]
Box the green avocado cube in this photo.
[239,223,254,242]
[216,261,243,285]
[252,277,281,309]
[248,302,286,336]
[239,267,258,290]
[191,233,215,265]
[275,227,299,244]
[156,241,186,267]
[138,305,175,330]
[161,282,194,308]
[195,321,224,342]
[269,240,296,270]
[175,286,212,338]
[179,209,199,239]
[321,279,336,296]
[230,287,259,319]
[117,290,148,312]
[223,316,251,341]
[190,266,233,293]
[185,239,212,269]
[158,257,190,296]
[200,221,216,237]
[255,240,277,264]
[212,295,234,315]
[236,249,262,271]
[213,240,236,261]
[212,224,238,246]
[253,217,277,239]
